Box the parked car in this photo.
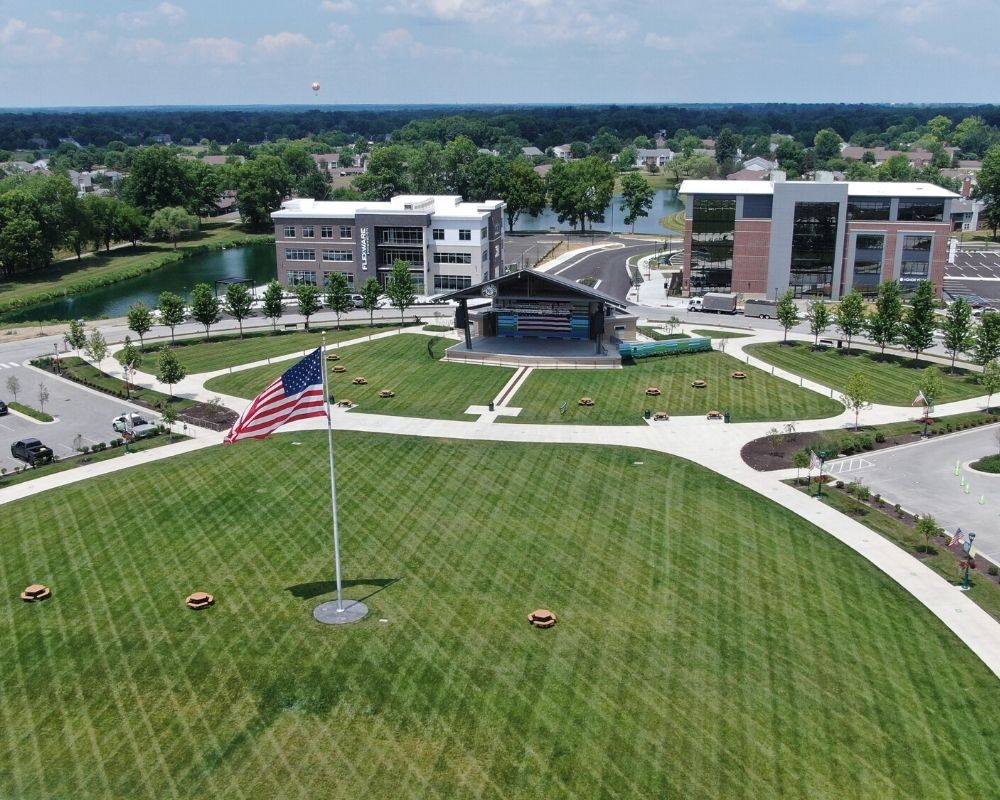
[112,412,158,438]
[0,400,7,416]
[350,294,366,308]
[11,438,54,466]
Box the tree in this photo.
[715,128,739,167]
[126,302,152,348]
[814,128,844,166]
[619,172,655,233]
[353,144,410,201]
[942,297,974,373]
[294,284,322,331]
[0,204,46,277]
[261,280,285,333]
[443,136,479,198]
[122,145,191,215]
[835,290,866,352]
[840,372,874,431]
[236,155,294,228]
[500,158,546,232]
[547,157,615,231]
[156,345,187,399]
[324,271,353,329]
[114,203,148,247]
[83,328,108,368]
[160,405,178,440]
[37,382,49,413]
[385,259,416,327]
[65,318,87,354]
[120,336,142,398]
[806,299,831,347]
[900,279,936,361]
[224,282,254,339]
[915,514,942,554]
[361,276,381,327]
[158,291,186,343]
[182,159,222,217]
[5,374,20,403]
[974,144,1000,238]
[974,311,1000,365]
[793,450,810,485]
[916,368,944,416]
[190,283,220,340]
[147,206,199,248]
[776,290,799,343]
[980,360,1000,411]
[866,279,903,356]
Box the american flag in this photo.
[224,348,326,444]
[949,528,965,547]
[809,450,821,471]
[913,390,928,406]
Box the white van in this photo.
[687,297,703,312]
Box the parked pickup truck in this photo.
[11,438,54,466]
[112,412,158,438]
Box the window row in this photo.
[432,228,477,241]
[286,270,356,288]
[433,252,472,264]
[284,225,352,239]
[285,249,316,261]
[433,275,472,291]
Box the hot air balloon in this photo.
[311,81,321,94]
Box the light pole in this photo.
[815,451,828,498]
[962,531,977,590]
[922,396,934,438]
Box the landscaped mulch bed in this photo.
[742,428,921,471]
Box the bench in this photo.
[283,323,298,330]
[653,411,669,421]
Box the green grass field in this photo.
[691,328,753,339]
[125,325,398,375]
[746,342,984,406]
[204,334,515,420]
[508,351,842,424]
[2,433,1000,799]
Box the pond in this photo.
[3,244,278,323]
[514,188,683,235]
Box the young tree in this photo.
[775,289,799,343]
[37,382,49,413]
[915,368,944,417]
[65,318,87,354]
[973,310,1000,365]
[261,280,285,333]
[385,259,417,327]
[900,279,937,362]
[156,345,187,399]
[980,359,1000,411]
[126,302,152,348]
[361,276,381,327]
[841,372,875,431]
[942,297,975,373]
[834,290,866,352]
[915,514,942,554]
[793,450,810,485]
[83,328,108,368]
[147,206,199,248]
[324,271,353,329]
[158,291,186,344]
[619,171,655,233]
[806,299,831,347]
[160,405,178,440]
[293,284,322,331]
[224,282,254,339]
[5,374,20,403]
[119,336,142,398]
[190,283,220,340]
[865,279,903,357]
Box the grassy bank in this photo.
[0,222,273,316]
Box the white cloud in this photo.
[326,23,353,43]
[115,38,168,61]
[0,20,65,62]
[385,0,551,22]
[771,0,937,23]
[183,36,244,64]
[117,2,187,29]
[644,33,679,51]
[376,27,413,47]
[839,52,868,66]
[0,18,27,44]
[321,0,356,11]
[256,32,312,53]
[46,10,85,24]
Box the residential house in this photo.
[551,144,573,161]
[635,148,675,168]
[521,146,544,158]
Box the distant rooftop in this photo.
[273,194,504,220]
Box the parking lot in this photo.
[944,248,1000,309]
[0,365,155,473]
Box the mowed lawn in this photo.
[747,342,984,406]
[125,324,398,375]
[204,333,514,420]
[2,434,1000,799]
[509,351,842,424]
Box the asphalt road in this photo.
[0,363,150,473]
[825,426,1000,563]
[546,239,657,300]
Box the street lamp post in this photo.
[962,531,977,590]
[815,451,828,498]
[922,396,934,438]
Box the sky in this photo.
[0,0,998,107]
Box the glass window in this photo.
[283,225,296,238]
[432,228,444,240]
[323,250,353,262]
[903,235,932,252]
[742,195,773,219]
[301,226,314,238]
[433,252,472,264]
[284,249,316,261]
[690,197,735,293]
[433,275,472,291]
[897,199,944,222]
[855,234,884,251]
[321,225,334,238]
[789,202,839,298]
[481,226,488,239]
[340,226,353,238]
[846,198,891,221]
[377,227,423,245]
[459,229,471,241]
[286,270,317,286]
[377,248,424,268]
[324,271,354,287]
[852,233,884,293]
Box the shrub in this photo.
[989,565,999,577]
[835,480,845,489]
[857,484,870,501]
[894,503,902,516]
[874,431,885,443]
[859,435,875,450]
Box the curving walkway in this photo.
[5,321,1000,681]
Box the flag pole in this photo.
[321,333,345,613]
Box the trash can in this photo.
[488,401,495,412]
[723,411,731,424]
[644,409,651,420]
[329,394,335,404]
